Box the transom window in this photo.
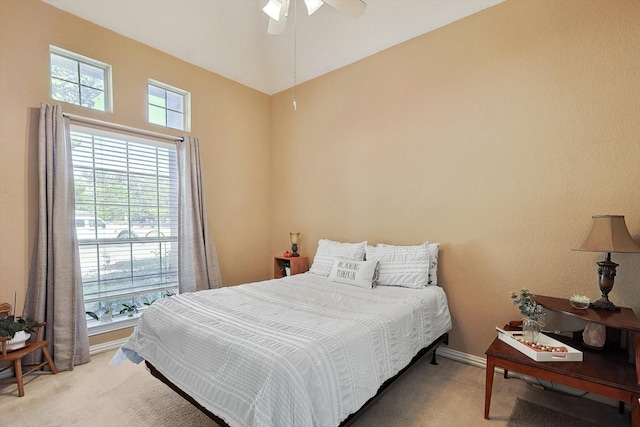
[148,80,190,131]
[50,46,112,112]
[71,125,178,322]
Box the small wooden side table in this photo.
[273,256,309,278]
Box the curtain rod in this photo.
[62,113,184,142]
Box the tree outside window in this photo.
[50,46,111,112]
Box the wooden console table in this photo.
[485,295,640,426]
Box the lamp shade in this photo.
[289,232,300,245]
[574,215,640,253]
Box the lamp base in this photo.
[291,243,300,257]
[590,298,621,312]
[591,255,620,311]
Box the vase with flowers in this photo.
[510,288,546,343]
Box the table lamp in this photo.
[574,215,640,311]
[289,232,301,257]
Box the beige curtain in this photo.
[177,136,222,292]
[24,103,90,371]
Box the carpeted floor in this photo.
[507,398,599,427]
[0,349,631,426]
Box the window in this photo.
[71,125,178,323]
[148,80,190,131]
[50,46,112,112]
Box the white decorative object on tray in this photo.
[6,331,30,351]
[496,327,583,362]
[582,322,606,348]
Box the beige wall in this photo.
[270,0,640,357]
[0,0,272,340]
[1,0,639,359]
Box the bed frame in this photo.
[145,332,449,427]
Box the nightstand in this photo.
[273,256,309,278]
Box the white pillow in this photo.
[365,244,430,289]
[309,239,367,276]
[427,243,439,285]
[377,242,439,285]
[327,259,379,289]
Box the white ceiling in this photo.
[42,0,504,95]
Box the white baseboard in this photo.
[89,337,128,356]
[436,346,486,368]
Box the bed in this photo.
[113,241,452,427]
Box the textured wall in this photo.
[269,0,640,357]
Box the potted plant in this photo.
[143,290,176,307]
[119,303,138,317]
[278,262,290,277]
[86,306,114,323]
[0,315,42,351]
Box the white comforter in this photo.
[113,272,451,427]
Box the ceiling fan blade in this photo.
[304,0,324,15]
[323,0,366,18]
[263,0,284,21]
[266,0,289,35]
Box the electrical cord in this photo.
[507,371,589,397]
[533,377,589,397]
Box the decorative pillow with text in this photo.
[327,259,379,289]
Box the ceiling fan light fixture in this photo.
[304,0,324,15]
[263,0,284,21]
[266,0,290,34]
[263,0,364,35]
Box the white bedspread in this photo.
[113,273,451,427]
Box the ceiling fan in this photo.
[263,0,367,35]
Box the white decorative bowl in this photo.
[6,331,30,351]
[569,295,590,310]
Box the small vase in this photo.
[522,318,543,343]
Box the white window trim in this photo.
[148,78,191,132]
[70,121,179,331]
[50,45,114,113]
